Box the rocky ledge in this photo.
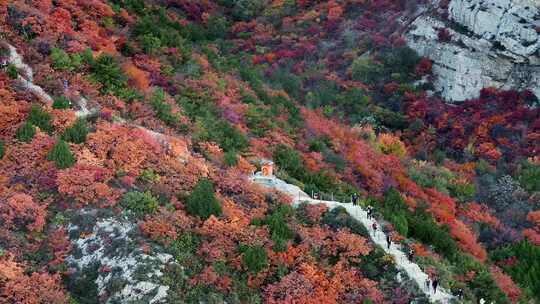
[405,0,540,102]
[66,210,174,304]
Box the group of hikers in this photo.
[314,192,472,302]
[424,277,439,294]
[332,192,473,300]
[316,192,475,301]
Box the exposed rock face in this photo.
[405,0,540,102]
[66,210,174,304]
[449,0,540,59]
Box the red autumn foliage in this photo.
[123,62,150,92]
[47,227,72,268]
[407,89,540,162]
[86,122,159,175]
[437,28,452,42]
[461,203,501,228]
[56,164,122,207]
[139,208,194,245]
[0,193,47,233]
[448,220,487,262]
[527,210,540,227]
[410,242,431,258]
[0,88,28,138]
[490,265,522,303]
[189,266,232,293]
[415,58,433,76]
[523,228,540,246]
[302,203,329,224]
[264,261,383,304]
[0,253,68,304]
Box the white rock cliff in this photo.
[405,0,540,102]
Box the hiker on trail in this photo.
[352,193,358,205]
[372,222,377,232]
[425,278,430,292]
[407,248,414,261]
[386,234,391,249]
[456,288,464,300]
[367,205,373,219]
[432,278,438,294]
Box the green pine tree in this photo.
[16,121,36,142]
[6,64,18,79]
[62,119,88,144]
[47,139,75,169]
[242,245,268,273]
[28,104,53,133]
[0,139,4,159]
[185,179,222,220]
[52,96,71,109]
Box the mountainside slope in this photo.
[0,1,539,303]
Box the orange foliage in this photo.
[236,156,256,174]
[377,133,407,157]
[332,229,372,260]
[0,89,28,138]
[476,142,502,161]
[327,5,344,21]
[1,271,69,304]
[123,62,150,92]
[410,242,431,258]
[303,152,324,172]
[79,0,115,18]
[527,210,540,227]
[302,108,403,194]
[86,123,156,175]
[0,253,68,304]
[425,188,456,223]
[51,109,77,133]
[0,133,57,196]
[1,193,47,233]
[139,208,194,245]
[0,254,23,281]
[56,164,121,207]
[264,261,383,304]
[301,109,490,262]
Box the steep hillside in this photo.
[0,1,538,303]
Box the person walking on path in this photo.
[386,234,391,249]
[425,278,430,293]
[407,248,414,261]
[456,288,463,300]
[352,193,358,206]
[432,278,438,294]
[367,205,373,219]
[372,222,377,232]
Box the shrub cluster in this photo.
[121,191,160,216]
[185,179,222,220]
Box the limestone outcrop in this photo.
[405,0,540,102]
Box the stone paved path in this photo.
[251,174,455,303]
